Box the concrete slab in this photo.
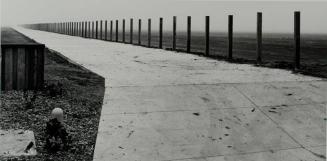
[206,146,326,161]
[260,104,326,147]
[172,158,207,161]
[0,130,36,157]
[102,84,254,115]
[95,108,300,161]
[269,81,327,104]
[233,83,308,107]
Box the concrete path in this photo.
[16,27,326,161]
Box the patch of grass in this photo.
[0,48,105,161]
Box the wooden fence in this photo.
[1,44,45,91]
[22,11,302,69]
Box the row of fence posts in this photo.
[25,11,301,69]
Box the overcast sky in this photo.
[1,0,326,33]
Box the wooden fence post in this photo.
[187,16,191,53]
[79,22,82,37]
[88,21,91,38]
[96,21,98,39]
[100,20,103,40]
[228,15,233,60]
[116,20,119,42]
[138,19,141,45]
[130,18,133,44]
[82,21,86,38]
[92,21,95,38]
[71,22,73,35]
[294,11,300,70]
[257,12,262,63]
[77,22,81,36]
[105,20,108,40]
[80,22,82,36]
[122,19,126,43]
[159,17,163,49]
[81,22,83,37]
[74,22,77,36]
[73,22,75,36]
[85,21,87,38]
[205,16,210,56]
[79,22,82,36]
[82,21,85,37]
[70,22,72,35]
[78,22,80,36]
[110,20,113,41]
[148,18,151,47]
[173,16,176,50]
[77,22,79,36]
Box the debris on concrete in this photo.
[268,110,278,114]
[193,112,200,116]
[127,130,134,138]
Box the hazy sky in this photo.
[1,0,327,33]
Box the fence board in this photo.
[12,48,18,90]
[4,48,13,90]
[17,48,26,89]
[36,47,44,89]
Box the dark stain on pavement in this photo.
[127,130,134,138]
[193,112,200,116]
[200,97,210,102]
